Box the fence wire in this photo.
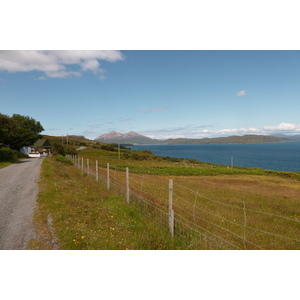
[68,155,300,250]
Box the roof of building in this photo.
[33,139,51,147]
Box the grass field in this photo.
[32,146,300,250]
[32,156,182,250]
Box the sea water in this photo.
[132,142,300,172]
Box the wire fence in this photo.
[67,155,300,250]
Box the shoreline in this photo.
[131,141,300,173]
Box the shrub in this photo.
[0,147,20,161]
[100,144,116,151]
[64,146,78,156]
[51,143,65,156]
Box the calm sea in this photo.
[132,142,300,172]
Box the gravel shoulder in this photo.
[0,157,44,250]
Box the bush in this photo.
[54,155,73,165]
[64,146,78,156]
[100,144,116,151]
[0,147,20,161]
[51,143,65,156]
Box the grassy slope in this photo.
[77,148,300,249]
[32,147,300,250]
[79,147,300,181]
[32,156,179,250]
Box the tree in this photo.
[0,113,44,150]
[0,113,17,146]
[12,114,44,136]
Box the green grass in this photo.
[0,161,15,169]
[74,147,300,250]
[32,157,182,250]
[54,154,73,165]
[78,147,300,180]
[32,147,300,250]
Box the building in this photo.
[20,138,51,157]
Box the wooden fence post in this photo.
[96,160,98,182]
[169,179,174,237]
[87,158,90,176]
[243,201,247,250]
[81,157,84,172]
[107,163,110,190]
[126,167,130,204]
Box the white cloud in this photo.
[140,123,300,140]
[0,50,124,78]
[264,123,300,132]
[80,59,100,73]
[236,90,247,97]
[218,127,259,135]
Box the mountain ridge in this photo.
[94,131,299,145]
[95,131,157,144]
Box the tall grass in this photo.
[32,147,300,250]
[32,157,182,250]
[75,147,300,250]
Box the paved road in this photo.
[0,158,44,250]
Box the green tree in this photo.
[0,113,17,146]
[0,113,44,150]
[12,114,44,136]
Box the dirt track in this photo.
[0,158,44,250]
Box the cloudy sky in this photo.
[1,50,300,140]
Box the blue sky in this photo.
[1,50,300,140]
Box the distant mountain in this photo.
[271,133,300,140]
[94,132,291,145]
[94,131,157,144]
[159,134,288,145]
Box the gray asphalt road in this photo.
[0,157,44,250]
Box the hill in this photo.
[42,134,94,147]
[159,134,288,144]
[94,131,157,144]
[271,133,300,140]
[94,131,289,145]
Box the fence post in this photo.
[81,157,84,172]
[243,201,247,250]
[126,167,130,204]
[107,163,110,190]
[169,179,174,237]
[96,160,98,182]
[87,158,90,176]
